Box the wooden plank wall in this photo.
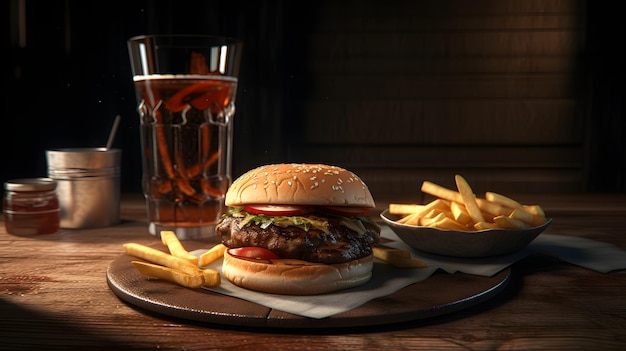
[284,0,588,201]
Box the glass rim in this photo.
[46,147,121,154]
[128,34,242,44]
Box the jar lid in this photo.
[4,178,57,192]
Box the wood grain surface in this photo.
[1,193,625,351]
[286,0,591,196]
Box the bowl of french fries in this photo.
[380,175,552,258]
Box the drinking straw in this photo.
[106,115,121,150]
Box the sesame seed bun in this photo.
[225,163,375,208]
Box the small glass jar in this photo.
[3,178,60,235]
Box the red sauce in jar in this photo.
[3,178,60,235]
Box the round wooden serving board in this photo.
[107,241,510,329]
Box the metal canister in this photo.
[46,148,121,229]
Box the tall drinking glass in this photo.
[128,35,242,239]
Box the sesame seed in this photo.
[331,185,344,193]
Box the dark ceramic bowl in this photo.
[380,210,552,258]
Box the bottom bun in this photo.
[222,250,374,295]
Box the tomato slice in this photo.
[228,247,280,260]
[243,205,313,216]
[321,206,371,217]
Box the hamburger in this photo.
[215,163,381,295]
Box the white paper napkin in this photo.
[528,234,626,273]
[195,226,626,319]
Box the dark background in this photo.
[2,0,624,198]
[3,0,302,193]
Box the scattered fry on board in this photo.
[160,230,198,265]
[131,261,204,288]
[123,242,199,276]
[124,240,224,289]
[373,245,427,268]
[198,243,227,267]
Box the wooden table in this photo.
[1,193,625,350]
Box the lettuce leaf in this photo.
[225,208,378,235]
[228,208,329,233]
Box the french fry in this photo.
[510,209,546,227]
[450,201,473,225]
[419,212,448,226]
[373,246,427,268]
[475,198,513,217]
[454,174,485,224]
[199,268,221,287]
[474,221,498,230]
[421,181,462,203]
[389,203,424,215]
[123,243,199,276]
[398,199,450,225]
[509,209,534,225]
[198,243,227,267]
[418,199,450,214]
[132,261,204,288]
[485,191,524,210]
[373,244,411,258]
[397,199,448,224]
[429,208,453,218]
[493,215,531,229]
[429,217,468,230]
[160,231,198,265]
[524,204,546,218]
[397,212,421,226]
[420,209,438,219]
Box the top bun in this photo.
[225,163,375,207]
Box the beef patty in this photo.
[216,216,380,264]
